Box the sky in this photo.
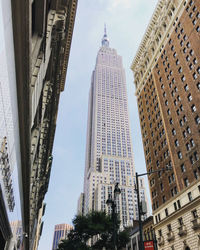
[38,0,158,249]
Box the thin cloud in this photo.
[109,0,131,9]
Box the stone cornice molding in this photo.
[60,0,78,92]
[131,0,186,95]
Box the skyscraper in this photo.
[52,224,73,250]
[131,0,200,248]
[80,27,148,227]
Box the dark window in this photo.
[178,217,183,225]
[181,169,186,180]
[184,178,189,187]
[194,170,199,179]
[177,200,181,209]
[174,202,177,211]
[192,209,198,218]
[167,224,171,231]
[188,192,192,201]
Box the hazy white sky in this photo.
[38,0,158,249]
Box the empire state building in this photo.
[78,27,148,226]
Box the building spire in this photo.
[102,24,109,47]
[104,23,107,36]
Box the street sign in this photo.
[144,240,154,250]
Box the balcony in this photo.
[191,217,200,230]
[178,225,187,236]
[167,231,175,242]
[157,236,164,246]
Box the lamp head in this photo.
[114,183,121,196]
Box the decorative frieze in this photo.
[0,137,15,212]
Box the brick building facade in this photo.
[131,0,200,249]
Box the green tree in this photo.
[57,211,130,250]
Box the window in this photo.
[180,105,184,111]
[189,63,194,70]
[192,209,198,218]
[172,128,176,135]
[195,115,200,124]
[184,178,189,187]
[186,42,191,48]
[190,49,194,56]
[180,40,184,46]
[184,84,189,91]
[188,192,192,201]
[186,143,191,151]
[189,12,193,19]
[165,208,169,217]
[167,224,172,231]
[194,151,199,161]
[181,75,186,82]
[181,164,185,172]
[193,58,197,64]
[186,126,191,134]
[190,155,195,164]
[162,195,166,203]
[191,104,197,112]
[183,35,188,41]
[178,151,182,159]
[189,0,194,6]
[177,200,181,209]
[190,138,195,147]
[194,170,199,179]
[175,139,179,147]
[193,72,197,79]
[174,202,177,211]
[178,217,183,225]
[178,67,183,73]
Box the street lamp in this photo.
[135,167,172,250]
[106,183,121,250]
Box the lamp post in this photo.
[135,167,172,250]
[106,183,121,250]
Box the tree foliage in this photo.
[57,211,130,250]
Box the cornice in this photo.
[60,0,78,92]
[130,0,186,95]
